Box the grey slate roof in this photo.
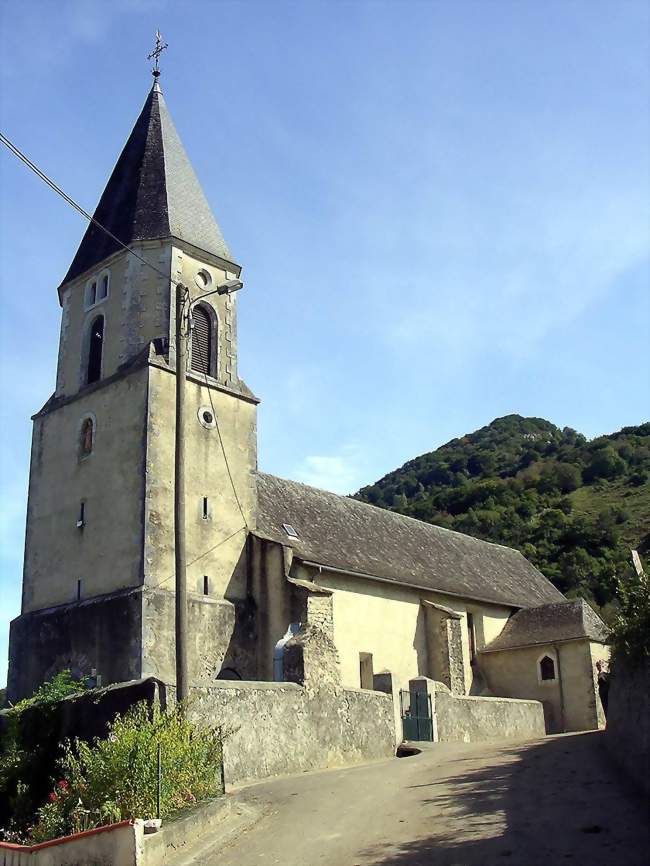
[480,599,610,652]
[62,82,232,285]
[255,473,565,609]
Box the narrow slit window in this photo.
[202,497,209,520]
[77,501,85,528]
[467,613,476,663]
[77,579,82,601]
[203,575,209,596]
[99,274,109,300]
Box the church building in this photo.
[7,72,609,738]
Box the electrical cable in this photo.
[0,131,180,287]
[150,525,247,589]
[1,128,251,566]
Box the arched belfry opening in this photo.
[87,315,104,384]
[191,304,216,377]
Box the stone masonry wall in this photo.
[189,680,396,785]
[445,618,466,695]
[307,593,334,638]
[605,659,649,794]
[433,685,546,743]
[407,678,545,744]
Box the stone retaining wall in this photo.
[605,660,649,794]
[189,680,396,785]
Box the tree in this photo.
[554,463,582,493]
[583,447,626,483]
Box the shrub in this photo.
[29,701,226,842]
[610,567,650,667]
[0,670,90,840]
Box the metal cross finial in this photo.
[148,29,168,78]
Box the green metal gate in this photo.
[400,689,433,742]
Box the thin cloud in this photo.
[294,446,366,495]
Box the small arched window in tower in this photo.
[190,304,215,377]
[86,279,97,308]
[80,417,94,457]
[87,315,104,384]
[98,272,109,301]
[539,655,556,681]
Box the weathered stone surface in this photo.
[7,588,143,702]
[188,680,395,785]
[141,588,256,685]
[431,683,546,743]
[605,659,649,794]
[283,622,341,692]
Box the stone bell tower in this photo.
[7,75,259,701]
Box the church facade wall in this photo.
[22,365,149,613]
[55,243,172,399]
[170,246,241,387]
[143,364,257,603]
[479,640,605,733]
[290,567,513,697]
[248,538,306,681]
[140,588,259,685]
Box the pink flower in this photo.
[57,780,69,790]
[48,792,58,803]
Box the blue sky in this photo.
[0,0,648,688]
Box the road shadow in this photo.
[361,732,649,866]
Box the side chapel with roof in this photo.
[7,71,610,736]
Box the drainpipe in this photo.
[554,643,566,732]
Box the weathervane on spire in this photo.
[148,30,168,79]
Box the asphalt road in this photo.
[172,731,648,866]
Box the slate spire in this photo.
[62,81,233,285]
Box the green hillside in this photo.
[356,415,650,614]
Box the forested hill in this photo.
[356,416,650,615]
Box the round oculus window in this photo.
[198,406,217,429]
[194,269,212,289]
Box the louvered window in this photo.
[191,305,214,376]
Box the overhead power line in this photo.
[0,127,249,537]
[0,130,177,286]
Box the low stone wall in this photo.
[605,660,649,794]
[189,680,396,785]
[434,688,546,743]
[407,678,545,744]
